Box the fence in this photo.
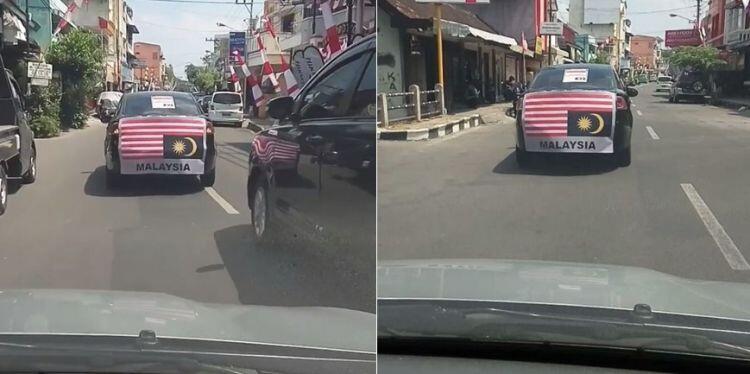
[377,84,445,127]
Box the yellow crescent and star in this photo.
[170,137,198,157]
[575,113,605,134]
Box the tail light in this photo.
[205,121,214,134]
[616,96,628,110]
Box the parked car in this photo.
[669,69,710,103]
[207,91,243,127]
[104,91,216,188]
[96,91,122,118]
[246,34,375,252]
[656,75,673,92]
[0,63,37,216]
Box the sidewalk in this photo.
[378,102,513,141]
[713,96,750,111]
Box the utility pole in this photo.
[696,0,701,29]
[547,2,553,66]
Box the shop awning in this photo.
[441,20,517,47]
[510,45,535,57]
[50,0,69,17]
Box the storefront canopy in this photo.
[3,12,26,43]
[441,20,517,47]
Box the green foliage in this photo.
[27,80,62,138]
[185,49,222,94]
[591,52,610,65]
[667,46,725,71]
[30,115,61,138]
[46,30,104,129]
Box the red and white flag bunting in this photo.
[55,0,88,35]
[256,34,280,92]
[247,73,265,108]
[262,16,299,96]
[320,0,342,60]
[229,65,241,92]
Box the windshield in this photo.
[529,66,617,92]
[375,1,750,367]
[0,0,376,366]
[212,92,241,104]
[119,93,201,117]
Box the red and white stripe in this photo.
[119,117,206,159]
[247,73,265,107]
[522,91,615,137]
[256,34,280,92]
[252,135,299,161]
[229,65,241,92]
[54,0,88,35]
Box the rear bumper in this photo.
[208,112,243,123]
[106,136,216,175]
[515,112,633,154]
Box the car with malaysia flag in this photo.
[516,64,637,168]
[104,91,216,188]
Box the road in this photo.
[378,83,750,284]
[0,119,374,312]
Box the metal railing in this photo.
[377,83,445,127]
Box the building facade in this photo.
[133,42,163,89]
[630,35,660,70]
[569,0,629,69]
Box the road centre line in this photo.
[645,126,660,140]
[205,187,240,215]
[680,183,750,270]
[636,110,643,116]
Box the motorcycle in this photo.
[465,83,480,109]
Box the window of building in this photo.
[282,15,294,33]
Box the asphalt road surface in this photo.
[0,119,374,312]
[378,83,750,284]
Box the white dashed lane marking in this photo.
[645,126,660,140]
[636,110,643,116]
[205,187,240,215]
[681,183,750,270]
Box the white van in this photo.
[208,91,243,127]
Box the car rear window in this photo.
[658,77,671,82]
[529,67,617,92]
[213,93,241,104]
[120,93,201,117]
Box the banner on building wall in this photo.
[291,46,325,86]
[535,37,543,55]
[229,32,246,64]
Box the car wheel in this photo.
[200,168,216,187]
[235,121,243,128]
[668,95,674,103]
[0,166,7,216]
[22,147,37,184]
[516,147,530,168]
[616,147,631,167]
[249,179,273,244]
[105,168,121,189]
[673,95,680,103]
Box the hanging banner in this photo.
[229,32,246,64]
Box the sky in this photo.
[127,0,263,79]
[130,0,705,79]
[557,0,708,38]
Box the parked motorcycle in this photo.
[465,83,480,109]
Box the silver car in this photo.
[656,75,672,92]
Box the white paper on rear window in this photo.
[562,69,589,83]
[151,96,176,109]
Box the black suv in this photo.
[246,35,375,253]
[669,69,709,103]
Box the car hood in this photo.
[379,259,750,322]
[0,289,374,353]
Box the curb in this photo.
[712,98,749,111]
[378,114,483,141]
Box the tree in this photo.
[194,67,220,93]
[185,64,200,85]
[46,30,104,129]
[591,52,611,65]
[667,46,725,71]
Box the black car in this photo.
[669,69,710,103]
[515,64,637,167]
[104,91,216,188]
[0,64,37,216]
[246,34,375,251]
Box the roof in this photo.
[124,91,193,98]
[381,0,495,33]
